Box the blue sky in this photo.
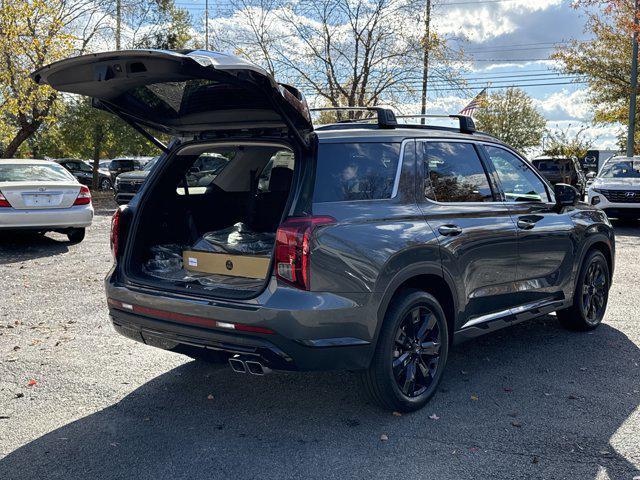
[178,0,621,150]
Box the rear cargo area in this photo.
[126,142,296,298]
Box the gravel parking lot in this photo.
[1,206,639,480]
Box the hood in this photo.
[592,177,640,190]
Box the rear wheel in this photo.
[66,228,86,243]
[557,250,610,331]
[361,289,449,412]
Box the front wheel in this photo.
[100,178,112,190]
[361,289,449,412]
[557,250,610,331]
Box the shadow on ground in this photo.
[0,231,70,264]
[1,316,638,479]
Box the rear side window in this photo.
[313,142,401,202]
[423,142,493,202]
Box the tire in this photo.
[100,178,112,190]
[557,249,610,331]
[66,228,86,244]
[361,289,449,412]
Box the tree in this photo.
[212,0,462,112]
[554,1,639,152]
[0,0,114,158]
[542,125,594,159]
[120,1,192,50]
[474,88,547,152]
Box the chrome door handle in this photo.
[517,219,535,230]
[438,225,462,236]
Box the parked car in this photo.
[113,156,160,205]
[55,158,113,190]
[588,156,640,218]
[0,159,93,242]
[35,50,615,412]
[105,158,144,179]
[532,156,587,196]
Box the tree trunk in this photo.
[1,124,39,158]
[91,124,105,190]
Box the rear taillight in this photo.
[73,185,91,205]
[275,216,335,290]
[0,191,11,208]
[110,207,122,259]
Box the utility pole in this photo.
[420,0,432,124]
[116,0,121,50]
[627,0,639,157]
[205,0,209,50]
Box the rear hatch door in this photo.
[32,50,313,146]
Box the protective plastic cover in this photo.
[142,223,275,291]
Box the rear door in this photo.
[32,50,312,145]
[417,140,520,328]
[480,144,576,307]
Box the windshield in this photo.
[599,160,640,178]
[0,163,75,182]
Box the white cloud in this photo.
[534,89,594,122]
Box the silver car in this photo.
[0,159,93,242]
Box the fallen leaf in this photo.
[470,394,479,401]
[503,387,513,393]
[26,379,37,387]
[392,411,402,417]
[469,447,478,453]
[380,434,389,441]
[532,456,540,464]
[207,394,214,400]
[511,421,522,428]
[429,413,440,420]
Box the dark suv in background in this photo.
[35,50,615,412]
[55,158,113,190]
[113,157,159,204]
[532,156,587,196]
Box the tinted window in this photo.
[423,142,493,202]
[485,146,549,202]
[313,142,401,202]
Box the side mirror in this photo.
[586,171,596,179]
[554,183,578,207]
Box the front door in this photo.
[481,144,577,306]
[417,140,520,329]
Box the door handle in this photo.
[517,219,535,230]
[438,225,462,236]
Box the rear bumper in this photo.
[0,204,93,229]
[106,280,377,371]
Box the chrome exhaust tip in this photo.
[228,357,247,374]
[245,360,271,376]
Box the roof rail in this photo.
[396,114,476,134]
[310,106,398,129]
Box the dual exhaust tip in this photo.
[228,356,271,376]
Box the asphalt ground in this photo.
[0,205,639,480]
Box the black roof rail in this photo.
[396,114,476,134]
[310,106,398,129]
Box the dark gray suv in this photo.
[34,50,615,412]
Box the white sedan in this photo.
[0,159,93,242]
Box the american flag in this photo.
[459,88,488,117]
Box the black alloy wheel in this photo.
[392,305,442,398]
[581,258,608,325]
[362,289,449,412]
[558,249,610,331]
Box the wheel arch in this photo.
[375,264,459,349]
[578,234,614,282]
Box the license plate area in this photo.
[22,192,62,207]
